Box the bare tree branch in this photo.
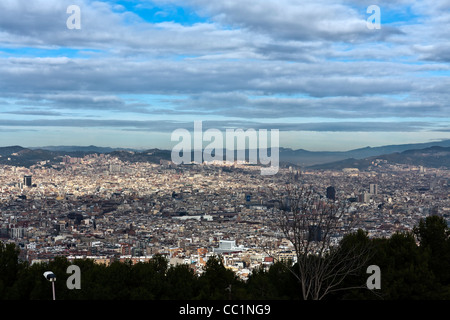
[262,183,374,300]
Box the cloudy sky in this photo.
[0,0,449,151]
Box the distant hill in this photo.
[0,147,60,167]
[109,149,172,164]
[308,146,450,170]
[30,145,140,153]
[0,147,102,167]
[278,139,450,167]
[0,145,26,157]
[0,146,171,167]
[1,140,450,168]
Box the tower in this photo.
[308,225,322,242]
[24,175,32,187]
[326,186,336,201]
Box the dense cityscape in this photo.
[1,0,450,309]
[1,152,448,281]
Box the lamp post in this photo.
[43,271,56,300]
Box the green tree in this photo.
[0,242,26,299]
[130,255,169,300]
[370,232,441,299]
[165,264,199,299]
[246,262,300,299]
[414,215,450,287]
[326,229,378,300]
[105,260,134,299]
[6,257,71,300]
[197,255,243,299]
[67,258,108,300]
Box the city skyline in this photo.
[1,0,450,151]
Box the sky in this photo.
[0,0,449,151]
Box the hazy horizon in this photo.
[1,136,448,153]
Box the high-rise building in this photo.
[308,225,322,242]
[370,184,378,195]
[326,186,336,201]
[359,192,371,203]
[24,175,32,187]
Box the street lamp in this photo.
[43,271,56,300]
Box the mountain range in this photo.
[307,146,450,170]
[0,139,449,169]
[0,146,171,168]
[278,139,450,167]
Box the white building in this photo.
[213,240,245,254]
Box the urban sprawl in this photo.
[1,153,449,281]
